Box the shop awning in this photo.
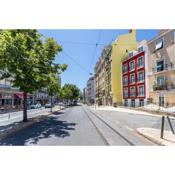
[15,93,23,99]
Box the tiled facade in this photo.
[148,30,175,107]
[122,40,149,107]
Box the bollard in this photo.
[167,116,175,135]
[160,116,165,139]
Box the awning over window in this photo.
[15,93,23,99]
[15,93,32,99]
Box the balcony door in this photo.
[158,95,164,107]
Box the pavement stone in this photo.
[136,128,175,146]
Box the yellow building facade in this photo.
[111,30,137,105]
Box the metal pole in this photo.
[160,116,165,139]
[167,116,175,135]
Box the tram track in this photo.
[82,106,135,146]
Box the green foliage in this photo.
[47,73,61,96]
[61,83,80,101]
[0,29,67,93]
[0,29,67,121]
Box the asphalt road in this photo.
[0,105,106,145]
[0,104,157,146]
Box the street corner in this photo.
[136,127,175,146]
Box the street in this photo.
[0,104,157,145]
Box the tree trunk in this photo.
[23,92,28,122]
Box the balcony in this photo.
[153,83,168,91]
[152,63,175,73]
[153,82,175,91]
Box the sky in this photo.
[39,29,159,91]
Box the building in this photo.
[94,57,105,105]
[148,29,175,107]
[83,87,87,104]
[32,89,49,105]
[103,45,112,106]
[110,30,137,106]
[122,40,149,107]
[0,76,32,110]
[86,76,95,105]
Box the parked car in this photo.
[30,104,42,109]
[45,103,52,108]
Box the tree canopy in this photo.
[0,29,67,121]
[61,84,80,101]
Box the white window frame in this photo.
[156,59,164,72]
[137,71,144,83]
[129,52,133,58]
[155,38,163,50]
[129,60,135,71]
[138,46,144,53]
[122,63,128,74]
[130,86,135,97]
[137,56,144,68]
[123,76,128,86]
[138,85,144,97]
[130,73,135,84]
[123,88,128,98]
[156,75,165,86]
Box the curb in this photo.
[0,108,63,141]
[136,129,165,146]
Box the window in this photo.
[130,86,135,97]
[129,52,133,57]
[156,76,165,85]
[123,76,128,86]
[155,38,163,50]
[131,99,135,107]
[129,61,135,71]
[138,56,144,68]
[173,31,175,41]
[138,46,144,53]
[122,64,128,73]
[159,95,164,107]
[139,99,144,107]
[156,60,164,72]
[124,99,128,106]
[138,71,144,82]
[130,74,135,84]
[138,86,144,96]
[123,88,128,98]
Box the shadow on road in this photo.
[0,112,76,146]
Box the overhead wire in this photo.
[62,50,90,75]
[88,30,102,74]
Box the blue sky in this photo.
[39,29,159,91]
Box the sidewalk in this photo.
[91,105,162,118]
[0,105,64,140]
[90,105,175,145]
[136,128,175,146]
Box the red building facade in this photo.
[122,49,146,107]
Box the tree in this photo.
[0,30,67,122]
[61,84,80,103]
[46,73,63,112]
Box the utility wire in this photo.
[56,41,105,46]
[62,50,90,75]
[88,30,102,74]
